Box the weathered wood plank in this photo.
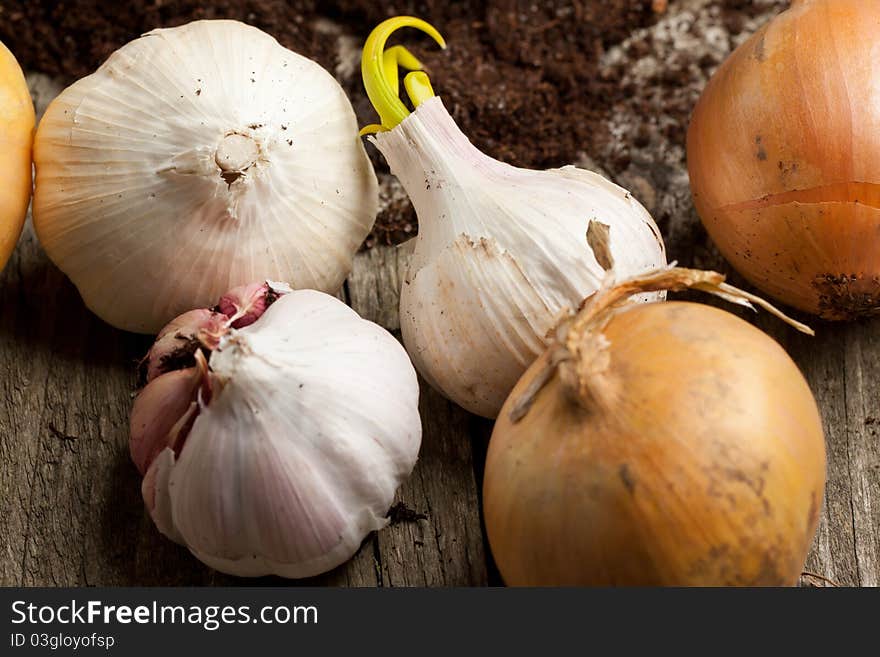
[0,219,149,586]
[840,322,880,586]
[752,316,880,587]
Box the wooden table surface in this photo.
[1,74,877,588]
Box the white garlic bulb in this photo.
[132,282,421,578]
[34,20,378,334]
[361,18,667,418]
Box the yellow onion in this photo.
[687,0,880,319]
[0,40,34,271]
[484,267,826,586]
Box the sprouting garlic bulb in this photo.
[361,18,667,418]
[131,282,421,578]
[34,20,378,334]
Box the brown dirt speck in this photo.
[619,464,636,494]
[387,502,427,525]
[813,273,880,321]
[147,335,203,383]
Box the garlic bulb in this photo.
[34,20,378,334]
[131,281,421,578]
[361,18,667,418]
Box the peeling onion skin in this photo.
[33,20,378,334]
[687,0,880,319]
[484,301,826,586]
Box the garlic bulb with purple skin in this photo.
[131,281,422,578]
[360,18,667,418]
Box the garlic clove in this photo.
[33,20,378,333]
[145,280,293,380]
[171,407,394,578]
[217,280,293,328]
[401,235,556,417]
[142,448,184,544]
[130,367,202,475]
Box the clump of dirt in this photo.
[595,0,786,268]
[813,274,880,322]
[413,1,660,167]
[386,502,427,525]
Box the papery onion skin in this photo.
[687,0,880,319]
[33,20,378,333]
[0,41,34,272]
[484,301,826,586]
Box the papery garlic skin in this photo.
[33,20,378,334]
[373,97,666,418]
[138,289,421,578]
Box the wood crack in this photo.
[841,335,863,586]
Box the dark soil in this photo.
[0,1,338,79]
[0,1,769,247]
[0,0,667,246]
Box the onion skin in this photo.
[0,41,34,272]
[687,0,880,319]
[484,301,826,586]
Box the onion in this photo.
[484,267,826,586]
[0,41,34,272]
[687,0,880,319]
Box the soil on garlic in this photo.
[138,336,204,386]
